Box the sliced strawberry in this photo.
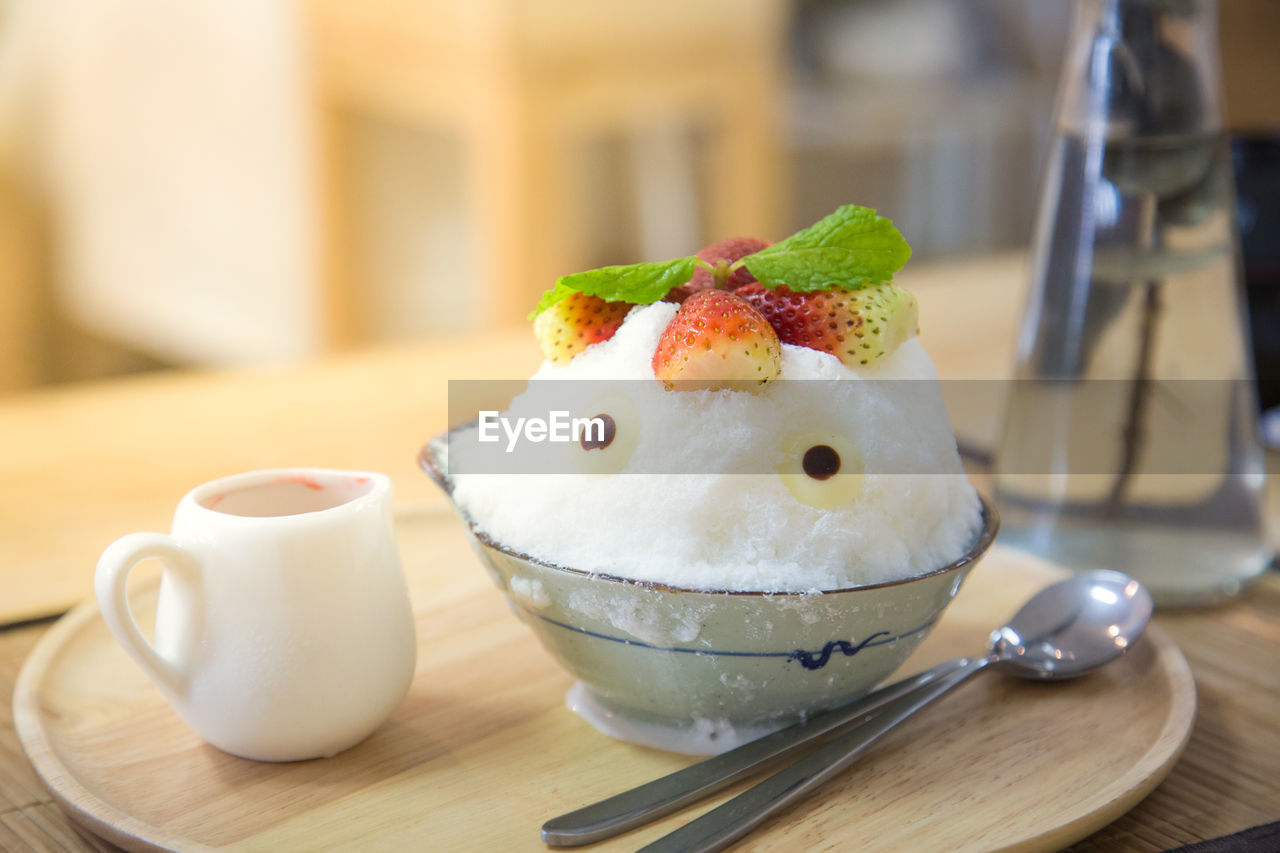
[652,290,782,389]
[735,282,919,368]
[665,237,772,303]
[534,292,633,365]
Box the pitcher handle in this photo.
[94,532,202,695]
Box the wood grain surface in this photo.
[14,520,1193,853]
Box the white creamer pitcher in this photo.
[95,468,417,762]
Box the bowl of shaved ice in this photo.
[420,206,997,754]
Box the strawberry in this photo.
[665,237,772,303]
[534,292,633,365]
[652,290,782,388]
[735,282,919,368]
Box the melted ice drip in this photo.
[565,682,790,755]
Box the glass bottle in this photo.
[993,0,1270,606]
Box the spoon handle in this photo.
[540,658,968,847]
[637,658,987,853]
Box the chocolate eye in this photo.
[778,429,864,508]
[571,393,638,475]
[802,445,840,480]
[579,413,616,451]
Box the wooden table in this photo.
[1,253,1277,850]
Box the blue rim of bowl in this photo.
[417,428,999,597]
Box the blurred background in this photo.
[0,0,1276,395]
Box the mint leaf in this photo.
[529,257,696,318]
[741,206,910,292]
[741,251,884,292]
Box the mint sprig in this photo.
[528,257,697,320]
[739,206,911,292]
[528,205,910,317]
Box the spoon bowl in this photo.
[989,569,1154,679]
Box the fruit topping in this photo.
[652,290,782,389]
[735,281,919,368]
[665,237,772,303]
[533,292,633,365]
[530,205,918,371]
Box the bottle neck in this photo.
[1056,0,1222,138]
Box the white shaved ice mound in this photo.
[447,303,982,592]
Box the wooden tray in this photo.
[14,510,1195,852]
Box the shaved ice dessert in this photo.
[444,206,982,592]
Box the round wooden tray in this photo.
[14,512,1195,852]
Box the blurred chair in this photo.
[0,0,45,393]
[0,167,43,393]
[2,0,326,371]
[304,0,788,333]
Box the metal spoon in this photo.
[545,569,1151,851]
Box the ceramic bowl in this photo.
[419,434,998,753]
